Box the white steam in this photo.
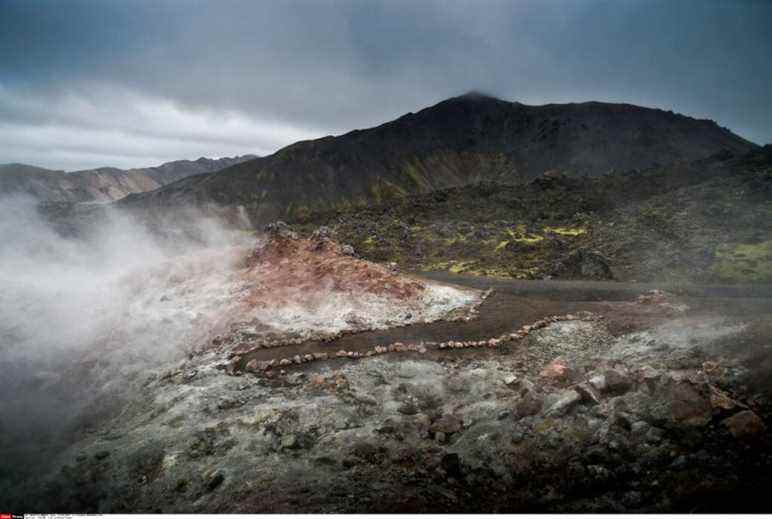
[0,197,480,475]
[0,196,254,461]
[0,196,247,368]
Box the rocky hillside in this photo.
[121,93,755,223]
[295,146,772,284]
[0,155,256,203]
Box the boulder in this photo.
[604,369,633,395]
[310,226,333,241]
[205,470,225,492]
[280,434,300,450]
[589,374,608,392]
[264,221,298,240]
[709,385,745,414]
[722,410,766,442]
[647,377,712,428]
[575,382,602,405]
[544,389,583,417]
[540,359,574,382]
[430,414,464,435]
[514,389,544,418]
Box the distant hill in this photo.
[0,155,257,203]
[120,93,756,223]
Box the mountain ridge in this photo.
[120,94,757,223]
[0,155,257,203]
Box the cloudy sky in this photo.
[1,0,770,170]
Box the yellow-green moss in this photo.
[505,225,545,244]
[544,225,587,237]
[370,179,408,204]
[403,160,431,190]
[711,240,772,282]
[442,233,470,246]
[449,260,476,274]
[515,235,544,244]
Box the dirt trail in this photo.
[240,275,772,370]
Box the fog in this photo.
[0,197,255,482]
[0,196,245,362]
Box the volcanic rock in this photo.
[722,410,766,442]
[430,414,463,435]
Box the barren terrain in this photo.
[3,230,771,513]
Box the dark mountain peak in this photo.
[425,91,510,113]
[120,96,757,224]
[454,90,503,102]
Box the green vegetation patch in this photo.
[711,241,772,283]
[544,225,587,237]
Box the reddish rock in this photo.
[722,410,766,442]
[710,385,744,413]
[653,379,712,427]
[540,359,572,382]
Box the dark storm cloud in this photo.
[0,0,770,169]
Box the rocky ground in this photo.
[7,281,772,513]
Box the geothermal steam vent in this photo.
[202,223,485,358]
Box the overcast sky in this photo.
[1,0,771,170]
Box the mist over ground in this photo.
[0,197,482,503]
[0,197,252,482]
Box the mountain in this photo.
[120,93,756,223]
[0,155,257,203]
